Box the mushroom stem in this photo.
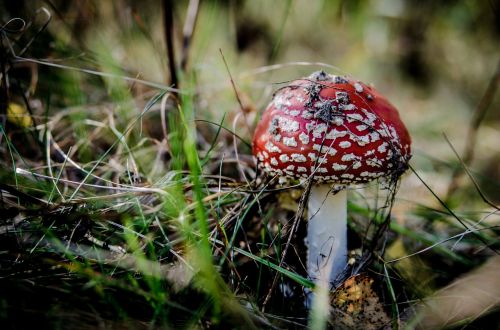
[307,186,347,284]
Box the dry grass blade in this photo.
[219,49,252,138]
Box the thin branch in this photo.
[162,0,178,89]
[181,0,200,72]
[444,134,499,211]
[446,58,500,198]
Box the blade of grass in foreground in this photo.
[182,87,259,328]
[384,264,400,329]
[237,246,314,288]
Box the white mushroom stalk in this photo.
[307,186,347,283]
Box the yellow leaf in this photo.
[7,102,33,128]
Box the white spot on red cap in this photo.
[378,142,388,153]
[302,111,313,119]
[379,124,390,137]
[283,136,297,147]
[265,141,282,153]
[339,141,352,149]
[362,108,377,124]
[308,153,317,161]
[389,126,399,141]
[369,132,380,142]
[313,144,335,156]
[354,82,364,93]
[291,154,307,162]
[332,117,344,126]
[341,153,358,162]
[279,117,299,132]
[332,163,347,171]
[299,132,310,144]
[367,158,383,167]
[279,154,289,162]
[312,123,328,139]
[326,129,347,139]
[354,134,370,146]
[346,113,364,123]
[327,147,337,156]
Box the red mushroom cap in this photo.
[252,71,412,184]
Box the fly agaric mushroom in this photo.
[252,70,411,284]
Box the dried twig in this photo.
[446,59,500,198]
[444,134,499,210]
[162,0,178,89]
[181,0,200,71]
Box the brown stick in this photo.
[162,0,178,89]
[181,0,200,72]
[446,58,500,199]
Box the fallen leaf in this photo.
[7,102,33,128]
[330,273,391,329]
